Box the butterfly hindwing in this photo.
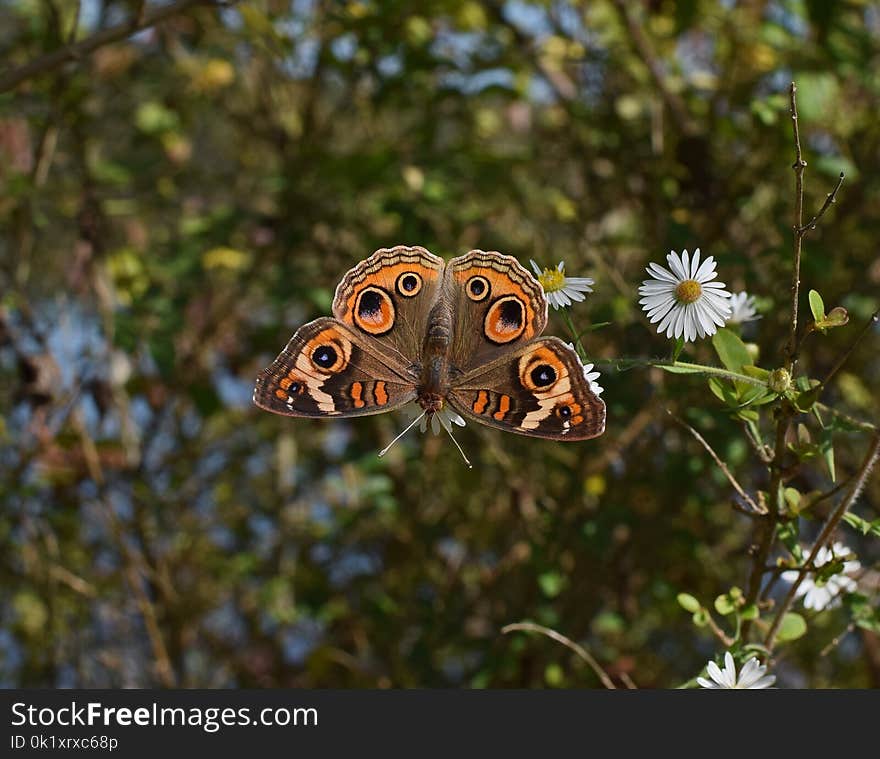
[253,318,417,417]
[447,337,605,440]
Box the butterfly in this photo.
[253,246,605,460]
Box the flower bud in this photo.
[768,368,792,394]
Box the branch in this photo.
[610,0,698,136]
[764,432,880,650]
[784,82,806,369]
[798,172,845,235]
[0,0,223,94]
[820,305,880,390]
[669,411,766,515]
[501,622,618,689]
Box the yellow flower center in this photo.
[537,267,566,293]
[675,279,702,304]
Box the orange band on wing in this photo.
[374,381,388,405]
[351,381,365,408]
[472,390,489,414]
[494,394,511,420]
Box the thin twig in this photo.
[821,305,880,390]
[764,432,880,649]
[669,411,766,515]
[785,82,806,369]
[501,622,618,689]
[798,172,845,235]
[0,0,224,93]
[741,417,788,639]
[820,623,856,657]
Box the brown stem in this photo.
[669,411,766,514]
[821,306,880,390]
[0,0,225,93]
[785,82,806,370]
[501,622,618,689]
[764,432,880,650]
[798,172,845,234]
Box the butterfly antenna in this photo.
[378,411,426,459]
[443,421,473,469]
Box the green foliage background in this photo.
[1,0,879,688]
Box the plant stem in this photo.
[764,432,880,650]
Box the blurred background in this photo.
[1,0,879,688]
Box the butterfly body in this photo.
[254,246,605,442]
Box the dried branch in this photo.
[821,305,880,390]
[501,622,618,689]
[669,411,766,515]
[0,0,224,94]
[798,172,845,235]
[784,82,807,369]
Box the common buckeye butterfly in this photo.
[253,246,606,458]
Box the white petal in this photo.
[666,252,688,281]
[688,248,701,278]
[721,652,737,687]
[530,260,542,277]
[697,677,720,689]
[694,255,717,282]
[736,658,764,688]
[749,674,776,689]
[646,263,678,283]
[705,659,725,686]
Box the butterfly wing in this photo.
[447,337,605,440]
[253,318,418,417]
[444,249,548,372]
[332,245,444,371]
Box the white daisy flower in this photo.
[697,652,776,689]
[403,402,466,436]
[530,260,594,310]
[638,248,732,342]
[565,343,603,397]
[728,291,761,325]
[781,541,860,611]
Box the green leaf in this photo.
[692,609,709,628]
[777,612,807,642]
[677,593,701,613]
[741,604,759,621]
[714,594,735,615]
[741,365,770,381]
[712,328,751,372]
[819,428,836,482]
[842,512,880,537]
[795,386,821,412]
[672,336,685,362]
[822,306,849,328]
[809,289,825,322]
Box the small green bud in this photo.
[768,368,792,394]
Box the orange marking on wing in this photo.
[472,390,489,414]
[275,389,288,401]
[343,261,440,321]
[494,394,511,420]
[452,265,538,340]
[351,381,365,408]
[279,377,292,390]
[571,415,584,426]
[374,381,388,405]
